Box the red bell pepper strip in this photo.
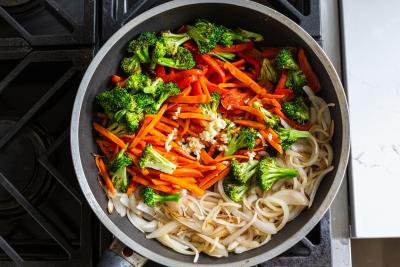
[261,47,280,58]
[183,40,197,52]
[275,70,288,91]
[111,74,123,83]
[176,75,197,89]
[200,54,225,83]
[238,52,261,77]
[212,42,254,53]
[297,48,321,92]
[191,80,202,95]
[155,65,166,78]
[273,107,312,131]
[163,69,203,82]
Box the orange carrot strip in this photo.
[149,184,175,194]
[266,127,279,140]
[177,113,211,121]
[183,163,217,171]
[200,149,215,165]
[151,179,170,186]
[132,175,150,186]
[181,119,190,136]
[167,95,208,104]
[160,117,179,127]
[207,142,218,157]
[173,168,203,177]
[155,121,174,133]
[96,140,113,158]
[159,174,205,196]
[260,129,283,154]
[93,122,126,149]
[199,76,212,102]
[198,164,227,188]
[232,59,246,67]
[130,104,168,149]
[218,83,246,88]
[214,155,249,162]
[126,180,138,196]
[95,156,116,195]
[236,105,264,118]
[201,168,230,190]
[234,119,266,130]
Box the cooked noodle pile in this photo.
[107,86,334,262]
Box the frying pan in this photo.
[71,0,350,266]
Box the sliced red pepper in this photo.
[191,80,202,95]
[200,54,225,83]
[163,69,203,82]
[212,42,254,53]
[155,65,166,78]
[176,75,197,89]
[117,78,127,87]
[275,70,288,91]
[238,52,261,77]
[297,48,321,92]
[275,88,293,95]
[183,40,198,52]
[261,47,280,58]
[111,74,123,83]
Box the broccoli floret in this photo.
[141,187,180,207]
[224,182,249,202]
[109,149,133,192]
[96,87,144,131]
[143,78,164,96]
[187,19,221,53]
[107,122,128,136]
[200,92,221,117]
[277,127,310,150]
[154,46,195,70]
[285,70,307,94]
[225,127,258,156]
[259,58,278,83]
[208,51,236,61]
[282,97,310,124]
[125,73,151,94]
[218,25,263,47]
[275,48,299,71]
[121,55,142,75]
[127,32,157,63]
[159,31,191,55]
[230,159,259,185]
[134,92,156,109]
[144,82,180,114]
[253,101,280,129]
[257,157,298,190]
[235,28,264,42]
[138,144,177,174]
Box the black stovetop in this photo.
[0,1,329,266]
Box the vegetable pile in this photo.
[93,19,321,206]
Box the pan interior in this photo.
[75,2,345,265]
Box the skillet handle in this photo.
[97,239,148,267]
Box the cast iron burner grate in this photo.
[100,0,321,44]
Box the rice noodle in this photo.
[106,85,335,262]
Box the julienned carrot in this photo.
[266,127,279,140]
[93,122,126,149]
[129,104,168,149]
[150,184,175,194]
[96,140,113,158]
[218,83,246,88]
[126,180,138,195]
[168,105,202,113]
[214,155,249,162]
[198,163,227,187]
[200,167,230,190]
[132,175,150,186]
[232,59,246,67]
[184,163,217,171]
[154,121,174,133]
[212,42,254,53]
[260,129,283,154]
[159,117,179,127]
[177,177,197,183]
[236,105,264,119]
[181,119,190,136]
[95,156,116,195]
[234,119,266,130]
[200,149,215,165]
[167,95,208,104]
[199,76,212,102]
[159,174,205,196]
[178,113,212,120]
[173,168,203,177]
[200,54,225,83]
[151,178,170,186]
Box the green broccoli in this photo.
[158,31,191,55]
[187,19,221,53]
[127,32,157,63]
[125,73,151,94]
[141,187,180,207]
[109,149,133,192]
[285,70,307,94]
[138,144,177,174]
[154,46,195,70]
[120,55,142,75]
[230,159,259,185]
[257,157,298,190]
[144,82,180,114]
[218,25,263,47]
[224,182,249,202]
[107,122,129,136]
[208,51,236,61]
[277,127,310,150]
[282,97,310,124]
[96,87,144,131]
[259,58,278,83]
[134,92,156,110]
[235,28,264,42]
[225,127,258,156]
[143,78,164,96]
[253,101,280,129]
[275,48,299,71]
[200,92,221,117]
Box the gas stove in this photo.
[0,1,349,266]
